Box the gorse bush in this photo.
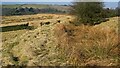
[70,1,107,25]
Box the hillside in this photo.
[3,4,70,11]
[2,4,70,16]
[1,14,119,66]
[2,4,49,8]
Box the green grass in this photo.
[21,4,49,8]
[2,4,50,9]
[2,4,22,8]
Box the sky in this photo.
[1,0,120,2]
[1,0,120,9]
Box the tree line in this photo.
[2,7,67,16]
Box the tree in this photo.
[115,7,120,16]
[29,7,34,12]
[19,7,25,12]
[70,1,105,25]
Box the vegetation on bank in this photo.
[55,22,119,66]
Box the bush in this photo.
[70,1,106,25]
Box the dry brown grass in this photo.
[2,14,71,24]
[2,14,119,66]
[54,22,119,66]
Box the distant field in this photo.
[2,4,49,9]
[2,4,70,11]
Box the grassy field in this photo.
[1,14,119,66]
[2,4,49,8]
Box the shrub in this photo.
[70,1,106,25]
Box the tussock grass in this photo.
[54,22,119,66]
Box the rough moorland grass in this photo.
[54,23,119,66]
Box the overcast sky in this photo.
[1,0,120,2]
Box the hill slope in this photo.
[1,14,119,66]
